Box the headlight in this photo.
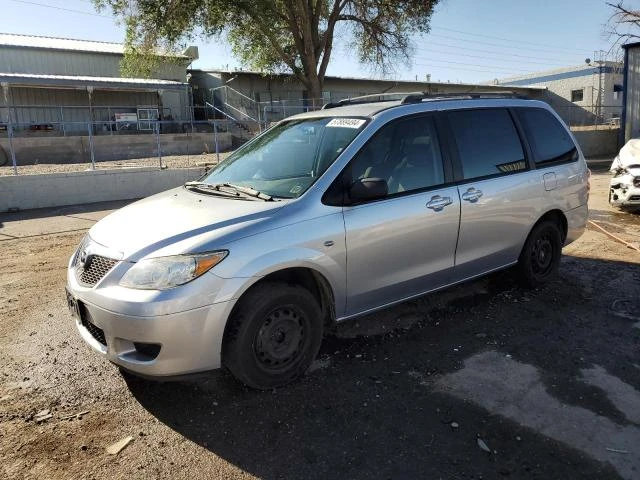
[119,251,228,290]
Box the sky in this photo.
[2,0,625,84]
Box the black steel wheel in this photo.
[222,282,323,389]
[0,147,7,167]
[517,220,563,288]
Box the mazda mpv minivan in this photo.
[66,94,589,389]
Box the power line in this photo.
[7,0,112,18]
[428,32,586,56]
[412,61,529,76]
[432,26,584,52]
[413,49,571,68]
[397,56,534,73]
[333,44,533,75]
[414,40,578,64]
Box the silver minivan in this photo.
[66,95,589,389]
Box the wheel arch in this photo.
[532,209,568,243]
[222,266,337,345]
[519,208,568,261]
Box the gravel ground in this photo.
[0,152,233,176]
[0,167,639,479]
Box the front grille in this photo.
[79,303,106,346]
[630,195,640,201]
[76,254,118,287]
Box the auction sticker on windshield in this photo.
[326,118,366,128]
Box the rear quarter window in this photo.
[516,108,578,166]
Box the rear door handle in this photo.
[461,188,483,202]
[426,195,453,211]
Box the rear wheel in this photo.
[222,282,323,389]
[0,147,7,167]
[517,220,563,288]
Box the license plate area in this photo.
[65,287,81,319]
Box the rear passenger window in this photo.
[448,109,526,180]
[516,108,578,166]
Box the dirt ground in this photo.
[0,165,639,479]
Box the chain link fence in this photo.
[552,104,622,128]
[0,117,264,175]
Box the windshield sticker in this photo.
[290,185,302,195]
[326,118,366,129]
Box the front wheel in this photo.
[222,282,323,389]
[517,220,563,288]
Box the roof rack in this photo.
[321,90,528,109]
[321,92,416,109]
[400,91,526,104]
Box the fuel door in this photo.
[543,172,557,191]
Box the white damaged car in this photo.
[610,139,640,210]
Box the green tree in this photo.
[95,0,440,101]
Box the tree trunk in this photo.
[306,73,323,108]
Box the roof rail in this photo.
[321,90,529,110]
[400,91,527,104]
[322,92,420,109]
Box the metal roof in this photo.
[0,72,187,91]
[193,69,548,91]
[0,33,192,58]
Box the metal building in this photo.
[622,42,640,142]
[190,69,546,126]
[0,33,198,133]
[496,63,624,127]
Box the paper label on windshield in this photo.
[326,118,366,129]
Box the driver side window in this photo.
[349,116,445,196]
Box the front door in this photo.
[343,114,460,316]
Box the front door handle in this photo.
[461,188,483,202]
[426,195,453,211]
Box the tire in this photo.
[222,282,323,389]
[517,220,563,288]
[0,147,8,167]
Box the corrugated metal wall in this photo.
[0,47,121,77]
[0,46,188,81]
[0,87,180,133]
[625,46,640,141]
[6,87,158,124]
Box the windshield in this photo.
[200,117,368,198]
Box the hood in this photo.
[612,139,640,171]
[88,187,287,260]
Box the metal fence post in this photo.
[7,122,18,175]
[213,120,220,164]
[60,107,66,137]
[156,122,163,169]
[87,122,96,170]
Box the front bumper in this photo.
[67,292,232,376]
[66,292,235,376]
[66,251,245,376]
[610,182,640,207]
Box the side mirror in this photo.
[348,177,388,203]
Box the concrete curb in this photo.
[0,166,206,212]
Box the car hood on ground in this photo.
[88,187,287,261]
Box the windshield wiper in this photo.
[184,181,245,198]
[218,183,273,201]
[184,182,273,201]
